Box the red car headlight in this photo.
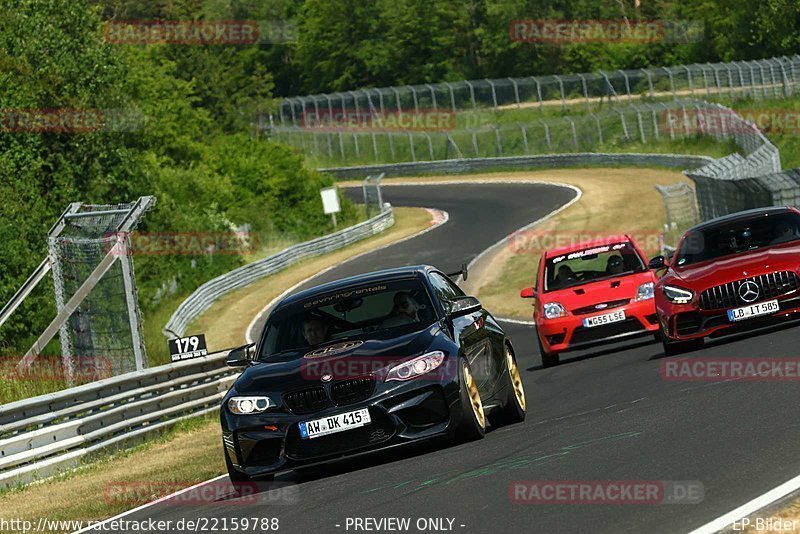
[663,285,694,304]
[543,302,569,319]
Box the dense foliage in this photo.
[0,0,351,354]
[271,0,800,95]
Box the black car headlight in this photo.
[386,351,445,382]
[227,396,276,415]
[663,285,694,304]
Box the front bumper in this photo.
[659,293,800,341]
[537,299,659,354]
[221,380,461,478]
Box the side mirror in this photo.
[520,287,537,299]
[226,343,255,367]
[648,256,666,270]
[447,296,481,317]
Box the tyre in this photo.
[492,344,526,426]
[455,356,486,441]
[538,337,560,368]
[224,443,273,484]
[660,326,704,356]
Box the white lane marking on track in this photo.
[688,475,800,534]
[71,475,228,533]
[497,316,536,326]
[244,207,450,343]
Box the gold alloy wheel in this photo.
[462,362,485,429]
[506,347,526,411]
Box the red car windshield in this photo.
[544,242,646,291]
[675,212,800,267]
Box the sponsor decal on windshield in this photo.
[551,243,627,264]
[303,285,387,308]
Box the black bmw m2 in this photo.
[221,265,526,481]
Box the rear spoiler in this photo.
[446,263,468,282]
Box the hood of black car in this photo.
[232,323,442,394]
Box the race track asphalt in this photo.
[95,182,800,534]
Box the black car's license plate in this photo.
[299,408,371,439]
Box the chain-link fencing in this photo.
[362,173,385,217]
[45,198,155,381]
[277,55,800,125]
[273,99,776,168]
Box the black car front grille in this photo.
[675,312,703,336]
[330,377,375,406]
[283,387,331,414]
[284,408,395,460]
[571,299,630,316]
[699,271,799,310]
[570,318,645,345]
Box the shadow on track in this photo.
[647,317,800,361]
[525,338,659,372]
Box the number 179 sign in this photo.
[168,334,209,362]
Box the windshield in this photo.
[544,242,645,291]
[675,212,800,267]
[257,279,435,362]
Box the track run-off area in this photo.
[78,180,800,534]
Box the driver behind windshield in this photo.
[302,316,330,347]
[555,265,576,286]
[380,291,420,328]
[606,255,624,275]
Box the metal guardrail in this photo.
[0,350,237,489]
[321,153,715,179]
[164,206,395,338]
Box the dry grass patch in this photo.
[0,417,223,533]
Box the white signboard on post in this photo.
[320,186,341,227]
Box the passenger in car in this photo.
[380,291,420,328]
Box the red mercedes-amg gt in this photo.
[654,206,800,355]
[521,236,660,367]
